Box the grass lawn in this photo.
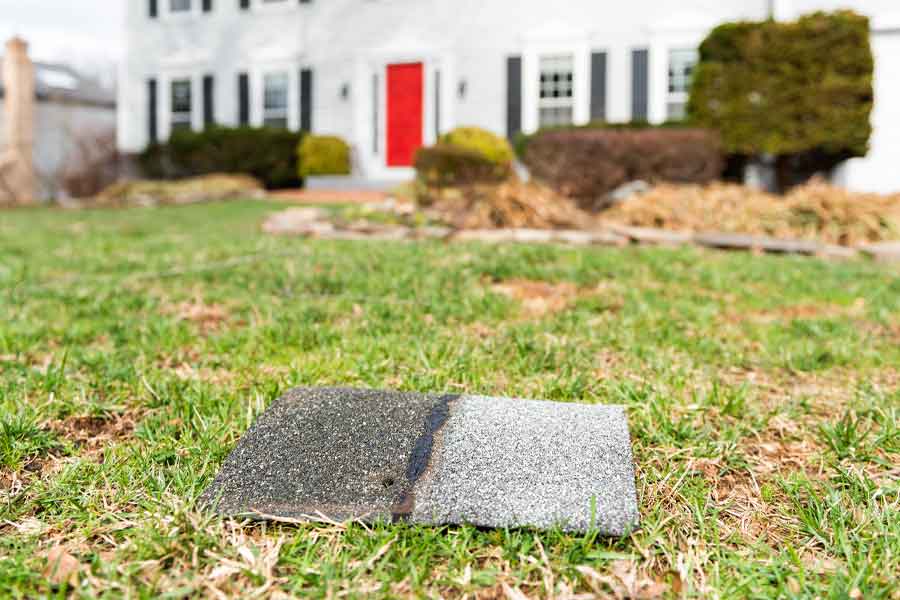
[1,200,898,598]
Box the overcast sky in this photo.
[0,0,124,82]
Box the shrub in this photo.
[689,11,873,190]
[298,135,351,177]
[139,127,304,189]
[414,144,512,190]
[522,128,723,209]
[438,127,514,166]
[513,121,692,160]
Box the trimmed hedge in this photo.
[414,144,511,189]
[513,120,692,160]
[439,127,514,166]
[523,129,723,208]
[140,127,304,189]
[298,135,351,177]
[689,10,873,188]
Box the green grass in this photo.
[1,200,898,598]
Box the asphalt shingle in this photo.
[202,388,639,536]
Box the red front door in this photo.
[386,62,424,167]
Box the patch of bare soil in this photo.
[1,413,138,498]
[425,180,597,230]
[490,279,581,318]
[161,297,230,334]
[600,180,900,246]
[48,412,138,456]
[720,299,868,325]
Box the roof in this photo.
[0,60,115,108]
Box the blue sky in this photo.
[0,0,124,78]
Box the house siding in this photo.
[118,0,897,191]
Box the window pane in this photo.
[668,49,698,95]
[538,54,575,127]
[264,73,288,110]
[263,72,289,129]
[170,0,191,12]
[171,79,192,130]
[667,101,687,121]
[539,106,574,128]
[539,54,574,100]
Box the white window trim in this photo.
[665,48,698,121]
[159,71,203,140]
[249,62,301,131]
[521,40,590,134]
[262,72,291,128]
[648,29,706,124]
[537,54,577,128]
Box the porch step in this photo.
[304,175,402,192]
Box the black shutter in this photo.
[149,0,158,18]
[300,68,313,132]
[238,73,250,126]
[203,0,213,12]
[506,56,522,140]
[148,78,158,144]
[239,0,250,9]
[203,75,215,128]
[590,51,607,123]
[631,48,649,122]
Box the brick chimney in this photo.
[1,37,36,204]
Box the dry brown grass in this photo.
[601,180,900,246]
[94,174,263,207]
[427,181,596,230]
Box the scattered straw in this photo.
[601,180,900,246]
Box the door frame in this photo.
[353,49,455,180]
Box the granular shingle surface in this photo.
[410,396,639,535]
[202,388,639,536]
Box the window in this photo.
[171,79,192,132]
[667,49,698,121]
[263,72,289,128]
[170,0,191,12]
[539,54,575,128]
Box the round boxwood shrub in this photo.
[298,135,352,178]
[438,126,514,166]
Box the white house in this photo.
[118,0,900,193]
